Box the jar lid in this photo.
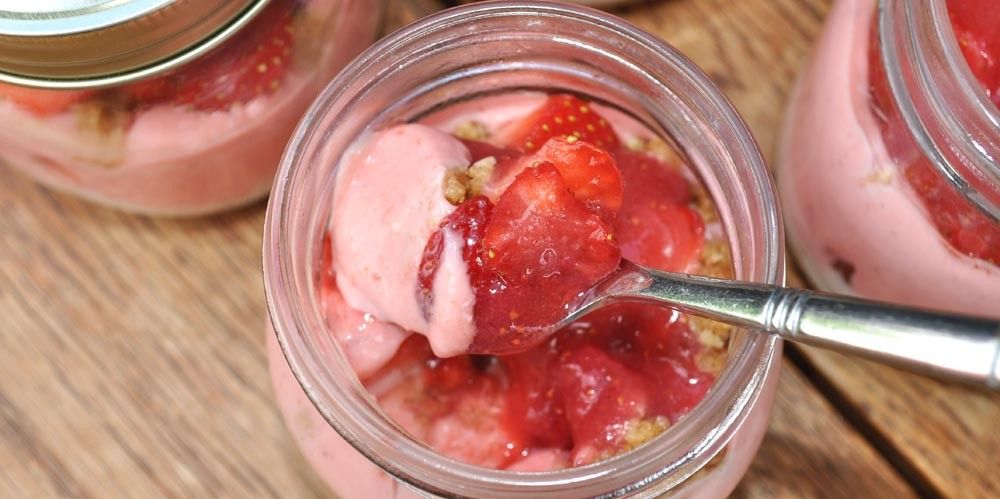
[0,0,268,89]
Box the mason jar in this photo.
[777,0,1000,316]
[264,2,784,497]
[0,0,379,215]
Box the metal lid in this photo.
[0,0,269,89]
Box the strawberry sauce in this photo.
[325,95,724,469]
[869,0,1000,266]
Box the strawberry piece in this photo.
[616,201,704,272]
[614,148,693,205]
[417,196,493,315]
[553,345,652,464]
[612,148,704,272]
[527,138,624,222]
[470,163,621,354]
[123,0,295,110]
[556,302,712,422]
[0,82,91,116]
[486,138,625,221]
[503,346,572,449]
[505,94,620,152]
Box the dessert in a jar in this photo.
[0,0,379,215]
[264,3,784,498]
[777,0,1000,316]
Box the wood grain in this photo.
[731,363,916,499]
[0,0,984,497]
[795,349,1000,498]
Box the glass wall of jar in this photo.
[777,0,1000,316]
[0,0,380,215]
[264,2,784,498]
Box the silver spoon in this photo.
[549,261,1000,389]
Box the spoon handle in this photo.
[615,266,1000,389]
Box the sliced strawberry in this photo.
[527,138,624,222]
[505,94,620,152]
[0,82,91,116]
[470,163,621,354]
[611,148,705,272]
[503,346,572,449]
[616,202,704,272]
[123,0,295,110]
[614,148,692,205]
[553,345,652,465]
[484,138,624,221]
[555,301,712,422]
[417,196,493,315]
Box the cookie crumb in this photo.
[443,169,470,205]
[453,120,490,141]
[467,156,496,196]
[622,416,671,450]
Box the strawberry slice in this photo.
[503,346,572,449]
[470,163,621,354]
[490,138,624,223]
[123,0,295,110]
[553,345,652,465]
[614,149,704,272]
[417,196,493,315]
[505,94,620,152]
[0,82,91,117]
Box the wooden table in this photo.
[1,0,997,497]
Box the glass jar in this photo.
[0,0,379,215]
[264,2,784,497]
[777,0,1000,316]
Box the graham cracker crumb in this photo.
[622,416,671,451]
[864,167,893,185]
[699,239,734,280]
[692,184,720,224]
[453,120,490,141]
[442,156,496,205]
[467,156,496,195]
[443,170,469,205]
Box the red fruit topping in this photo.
[949,0,1000,106]
[123,0,295,110]
[0,82,91,116]
[470,163,621,354]
[503,346,572,449]
[559,303,713,422]
[552,345,652,463]
[506,94,620,153]
[614,149,705,272]
[417,196,494,315]
[868,1,1000,266]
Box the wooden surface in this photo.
[0,0,996,497]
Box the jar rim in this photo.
[0,0,269,89]
[264,2,784,497]
[878,0,1000,221]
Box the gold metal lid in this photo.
[0,0,269,89]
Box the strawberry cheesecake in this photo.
[269,91,774,491]
[0,0,378,215]
[778,0,999,315]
